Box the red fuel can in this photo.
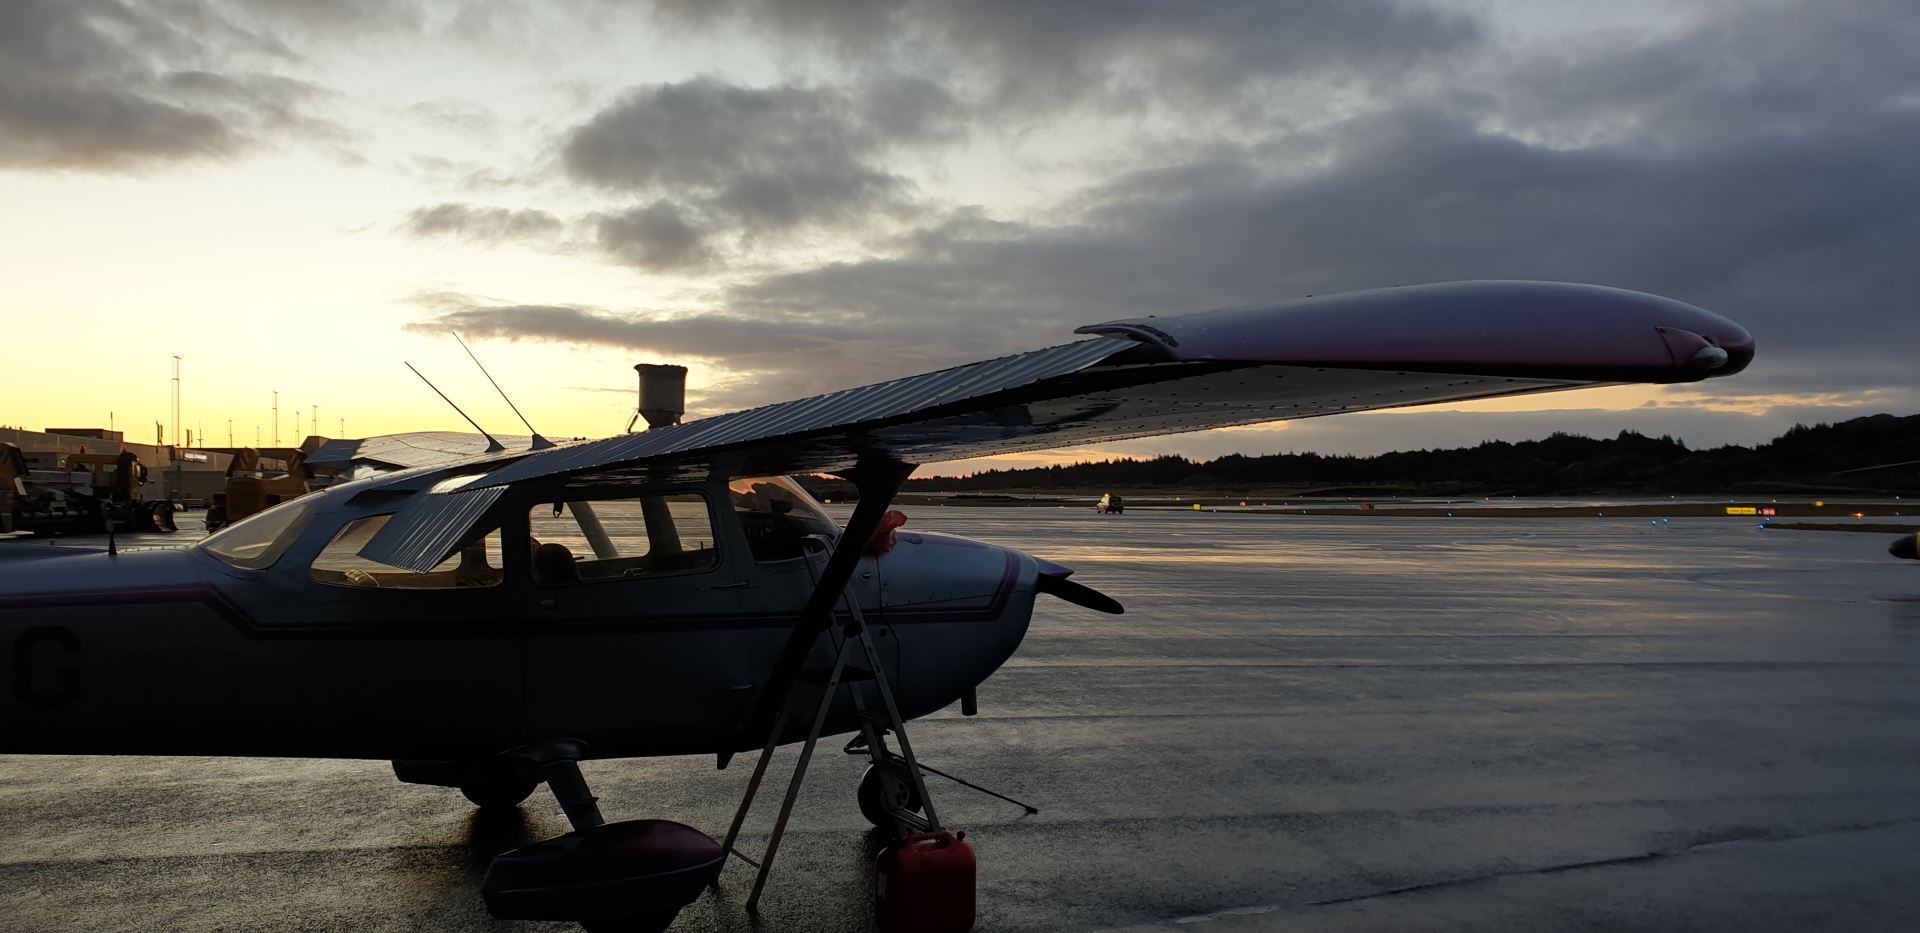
[875,830,976,933]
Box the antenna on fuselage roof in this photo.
[451,332,555,450]
[404,362,505,453]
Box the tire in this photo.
[856,760,923,828]
[459,764,539,809]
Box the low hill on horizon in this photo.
[899,413,1920,496]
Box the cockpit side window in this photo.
[311,514,505,589]
[526,492,717,586]
[729,476,838,562]
[197,497,315,570]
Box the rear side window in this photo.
[527,492,717,585]
[311,515,504,589]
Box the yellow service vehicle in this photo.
[203,442,320,532]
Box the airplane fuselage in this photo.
[0,474,1040,765]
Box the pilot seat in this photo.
[532,542,579,584]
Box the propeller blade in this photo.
[1892,533,1918,560]
[1036,572,1124,614]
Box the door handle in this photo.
[710,580,750,590]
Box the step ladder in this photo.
[720,540,942,912]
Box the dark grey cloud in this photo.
[639,0,904,41]
[713,105,1919,404]
[713,0,1920,404]
[405,286,1008,412]
[0,0,344,171]
[231,0,421,36]
[1490,0,1920,151]
[405,291,878,410]
[913,0,1478,110]
[402,203,563,243]
[592,201,715,270]
[628,0,1477,110]
[407,293,858,359]
[560,76,952,249]
[442,0,1918,448]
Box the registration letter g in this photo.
[14,627,81,708]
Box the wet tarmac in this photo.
[4,510,1920,931]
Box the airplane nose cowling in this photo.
[1892,534,1918,561]
[873,532,1039,720]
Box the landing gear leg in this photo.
[507,740,605,830]
[539,759,605,830]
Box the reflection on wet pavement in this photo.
[3,511,1918,931]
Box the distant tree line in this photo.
[897,413,1920,495]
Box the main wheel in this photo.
[857,760,923,828]
[459,763,539,809]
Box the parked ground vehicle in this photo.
[0,444,177,535]
[203,445,315,532]
[1096,492,1125,514]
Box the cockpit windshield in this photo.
[729,475,838,561]
[196,496,316,570]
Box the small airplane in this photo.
[1829,462,1919,562]
[0,281,1753,929]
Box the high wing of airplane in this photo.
[0,280,1752,930]
[308,430,536,473]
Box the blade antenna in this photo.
[452,332,554,450]
[405,362,505,453]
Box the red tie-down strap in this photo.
[867,509,909,555]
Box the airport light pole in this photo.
[171,353,185,499]
[255,424,261,445]
[312,403,319,437]
[171,354,183,452]
[272,390,280,447]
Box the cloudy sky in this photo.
[3,0,1915,471]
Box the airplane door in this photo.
[731,549,892,697]
[519,492,755,753]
